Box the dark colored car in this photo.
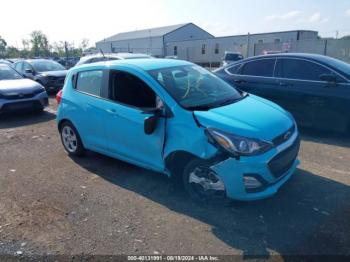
[0,64,48,114]
[222,52,244,67]
[215,53,350,133]
[13,59,67,93]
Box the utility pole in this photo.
[64,41,69,67]
[335,30,339,39]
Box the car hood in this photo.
[0,79,44,94]
[194,95,294,141]
[38,70,67,77]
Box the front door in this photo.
[102,70,165,172]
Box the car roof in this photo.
[235,52,338,63]
[15,59,56,64]
[222,52,350,80]
[75,58,193,71]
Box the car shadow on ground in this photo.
[299,127,350,148]
[72,152,350,257]
[0,110,56,129]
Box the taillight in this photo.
[56,89,63,105]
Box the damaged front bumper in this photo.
[210,131,300,201]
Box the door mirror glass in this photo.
[320,74,337,83]
[144,114,159,135]
[25,69,33,74]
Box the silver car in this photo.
[75,53,152,67]
[0,64,48,114]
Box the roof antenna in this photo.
[100,49,105,58]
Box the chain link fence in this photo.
[254,39,350,63]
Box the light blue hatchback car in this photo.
[56,59,300,202]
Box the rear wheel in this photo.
[183,158,227,204]
[59,121,85,156]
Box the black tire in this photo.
[182,158,228,204]
[59,121,85,156]
[34,106,44,114]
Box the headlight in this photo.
[205,128,273,156]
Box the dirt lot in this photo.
[0,98,350,258]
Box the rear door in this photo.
[70,69,109,151]
[274,58,350,131]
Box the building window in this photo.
[274,38,281,44]
[214,43,219,54]
[258,40,264,44]
[174,46,178,56]
[202,44,206,55]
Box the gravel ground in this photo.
[0,98,349,259]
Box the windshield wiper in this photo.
[185,104,214,111]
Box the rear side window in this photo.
[76,70,103,96]
[276,58,332,81]
[241,59,275,77]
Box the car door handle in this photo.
[279,81,293,87]
[234,79,246,84]
[106,109,118,116]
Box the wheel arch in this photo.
[164,150,200,180]
[58,119,85,147]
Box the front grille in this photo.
[3,93,35,100]
[268,136,300,179]
[272,124,296,146]
[48,77,65,86]
[1,101,39,113]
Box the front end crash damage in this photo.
[162,109,300,201]
[210,156,299,201]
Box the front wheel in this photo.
[182,159,227,203]
[59,121,85,156]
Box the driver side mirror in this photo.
[143,107,170,135]
[320,74,337,84]
[144,114,159,135]
[25,69,34,75]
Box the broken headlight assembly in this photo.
[205,128,273,157]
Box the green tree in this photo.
[6,46,20,58]
[0,36,7,58]
[80,38,89,51]
[29,31,49,57]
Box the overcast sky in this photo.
[1,0,350,47]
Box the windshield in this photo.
[148,65,243,110]
[31,60,65,72]
[0,65,23,80]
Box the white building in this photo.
[96,23,214,57]
[96,23,319,65]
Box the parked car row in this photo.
[2,52,349,203]
[13,59,68,93]
[0,64,48,114]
